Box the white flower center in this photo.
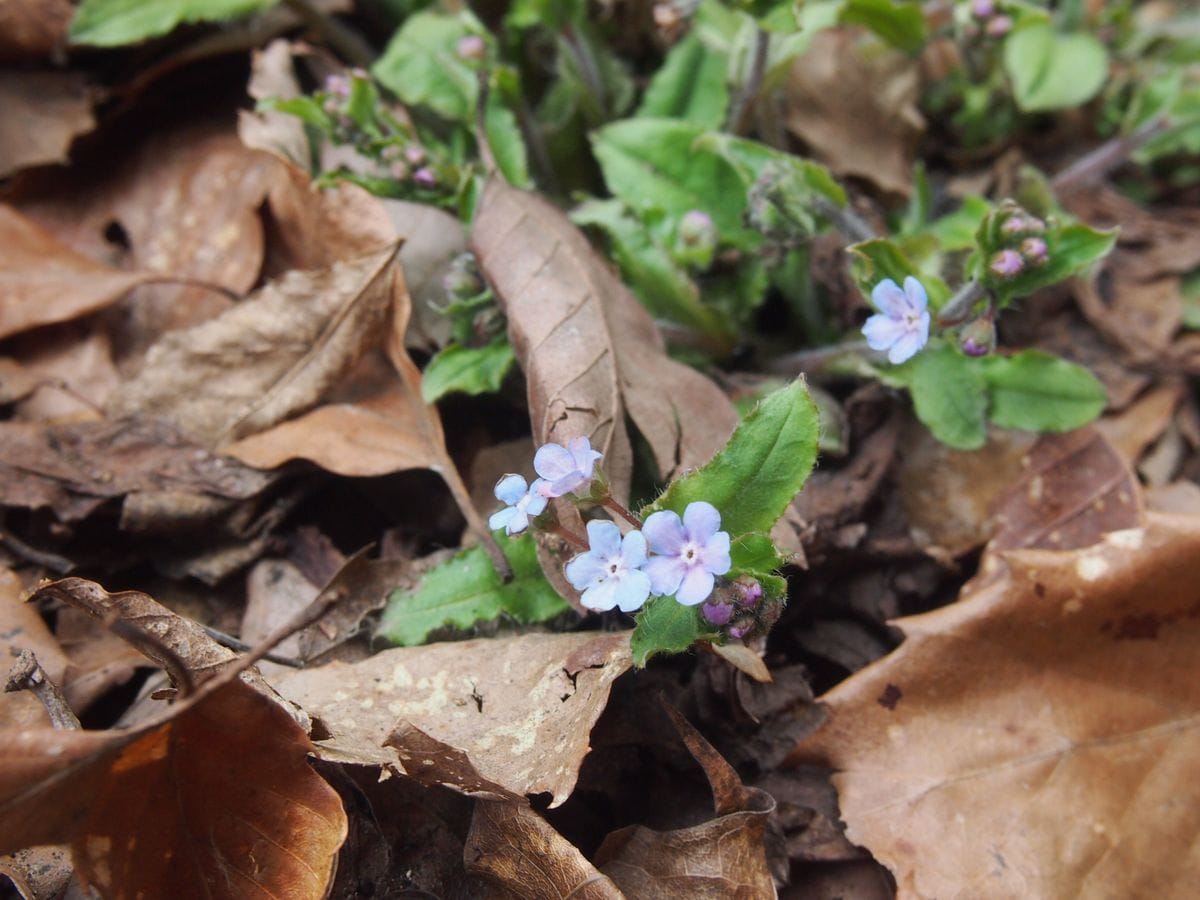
[605,556,626,579]
[682,542,700,564]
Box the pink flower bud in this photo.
[959,317,996,357]
[404,145,427,166]
[734,577,763,608]
[389,161,410,181]
[456,35,487,61]
[971,0,995,17]
[989,249,1024,279]
[413,167,437,189]
[702,600,734,626]
[986,14,1013,37]
[1020,237,1048,265]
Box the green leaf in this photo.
[260,97,335,133]
[572,200,733,341]
[982,351,1107,432]
[631,597,715,668]
[928,196,992,252]
[1003,23,1109,113]
[377,535,568,646]
[590,119,758,248]
[420,339,515,403]
[839,0,926,54]
[893,343,987,450]
[485,92,531,187]
[848,238,952,309]
[697,133,847,206]
[983,223,1118,303]
[730,532,783,573]
[643,380,819,538]
[638,35,729,129]
[373,12,482,121]
[70,0,276,46]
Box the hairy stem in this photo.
[601,495,643,530]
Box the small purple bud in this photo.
[970,0,995,18]
[1020,237,1048,265]
[986,14,1013,37]
[959,317,996,357]
[989,249,1024,279]
[413,167,438,189]
[404,145,427,166]
[456,34,487,61]
[1000,215,1027,235]
[734,577,763,608]
[727,622,752,640]
[679,210,716,246]
[324,74,350,98]
[702,600,734,626]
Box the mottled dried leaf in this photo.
[0,570,68,730]
[0,845,72,900]
[275,632,633,805]
[471,179,738,501]
[0,72,95,178]
[0,0,72,61]
[108,244,400,446]
[791,513,1200,898]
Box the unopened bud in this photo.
[986,14,1012,37]
[323,73,350,98]
[959,316,996,357]
[970,0,995,18]
[674,210,717,270]
[734,577,763,608]
[989,249,1024,278]
[413,167,438,189]
[404,145,427,166]
[727,622,752,640]
[702,600,734,626]
[1020,236,1048,266]
[456,35,487,61]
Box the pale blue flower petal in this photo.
[613,570,651,612]
[567,436,603,478]
[524,485,549,518]
[644,555,685,596]
[504,510,529,535]
[585,520,623,558]
[682,501,721,542]
[489,507,516,531]
[676,567,715,606]
[643,510,685,556]
[870,278,908,317]
[494,474,528,505]
[533,443,576,481]
[621,529,648,568]
[903,276,929,312]
[703,531,731,575]
[888,329,926,364]
[565,552,607,591]
[862,314,907,352]
[581,579,619,612]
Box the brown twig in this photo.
[601,495,643,530]
[546,523,589,552]
[726,27,770,135]
[280,0,375,69]
[767,339,871,376]
[1052,115,1172,196]
[6,649,80,729]
[201,626,307,668]
[936,278,988,325]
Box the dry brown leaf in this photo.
[791,512,1200,898]
[0,71,95,179]
[55,606,146,715]
[0,679,347,900]
[108,244,400,446]
[1096,382,1184,466]
[0,204,163,340]
[784,29,924,197]
[0,418,274,522]
[0,845,72,900]
[595,703,777,898]
[0,1,72,61]
[0,569,68,730]
[239,39,309,166]
[465,800,624,899]
[471,179,739,501]
[275,632,633,804]
[8,325,120,422]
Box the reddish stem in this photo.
[601,496,643,530]
[546,523,589,552]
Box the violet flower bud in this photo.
[404,145,427,166]
[413,167,438,189]
[989,249,1024,279]
[456,35,487,61]
[1020,237,1048,266]
[727,622,752,640]
[986,14,1013,37]
[702,599,734,626]
[959,317,996,357]
[970,0,995,18]
[734,577,763,608]
[323,74,350,98]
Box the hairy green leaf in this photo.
[894,343,987,450]
[631,597,715,668]
[983,351,1107,432]
[420,339,515,403]
[71,0,276,46]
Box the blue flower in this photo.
[564,520,651,613]
[488,474,548,535]
[641,501,731,606]
[534,436,603,499]
[862,276,930,365]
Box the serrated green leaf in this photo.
[849,238,952,309]
[730,532,783,573]
[893,343,987,450]
[982,351,1107,432]
[420,339,515,403]
[638,35,729,129]
[839,0,926,54]
[377,535,568,647]
[643,380,819,538]
[631,597,715,667]
[1003,23,1109,113]
[70,0,276,46]
[373,12,482,121]
[590,119,758,248]
[984,223,1117,303]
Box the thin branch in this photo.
[6,648,80,729]
[201,626,307,668]
[936,278,988,325]
[767,339,871,376]
[600,496,643,530]
[1052,115,1172,196]
[546,523,589,552]
[726,27,769,135]
[280,0,375,70]
[813,196,877,243]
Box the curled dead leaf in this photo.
[0,72,95,179]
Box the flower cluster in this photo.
[490,437,733,615]
[862,276,931,364]
[989,208,1048,280]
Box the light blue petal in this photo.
[644,555,684,596]
[505,510,529,535]
[586,520,623,557]
[613,570,651,612]
[488,507,515,531]
[903,276,929,312]
[567,436,603,478]
[888,329,927,364]
[522,488,549,518]
[683,501,721,542]
[863,314,906,352]
[702,531,731,575]
[621,529,647,568]
[494,473,528,505]
[533,442,575,481]
[676,566,715,606]
[580,579,619,612]
[870,279,907,316]
[565,552,606,590]
[642,510,685,555]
